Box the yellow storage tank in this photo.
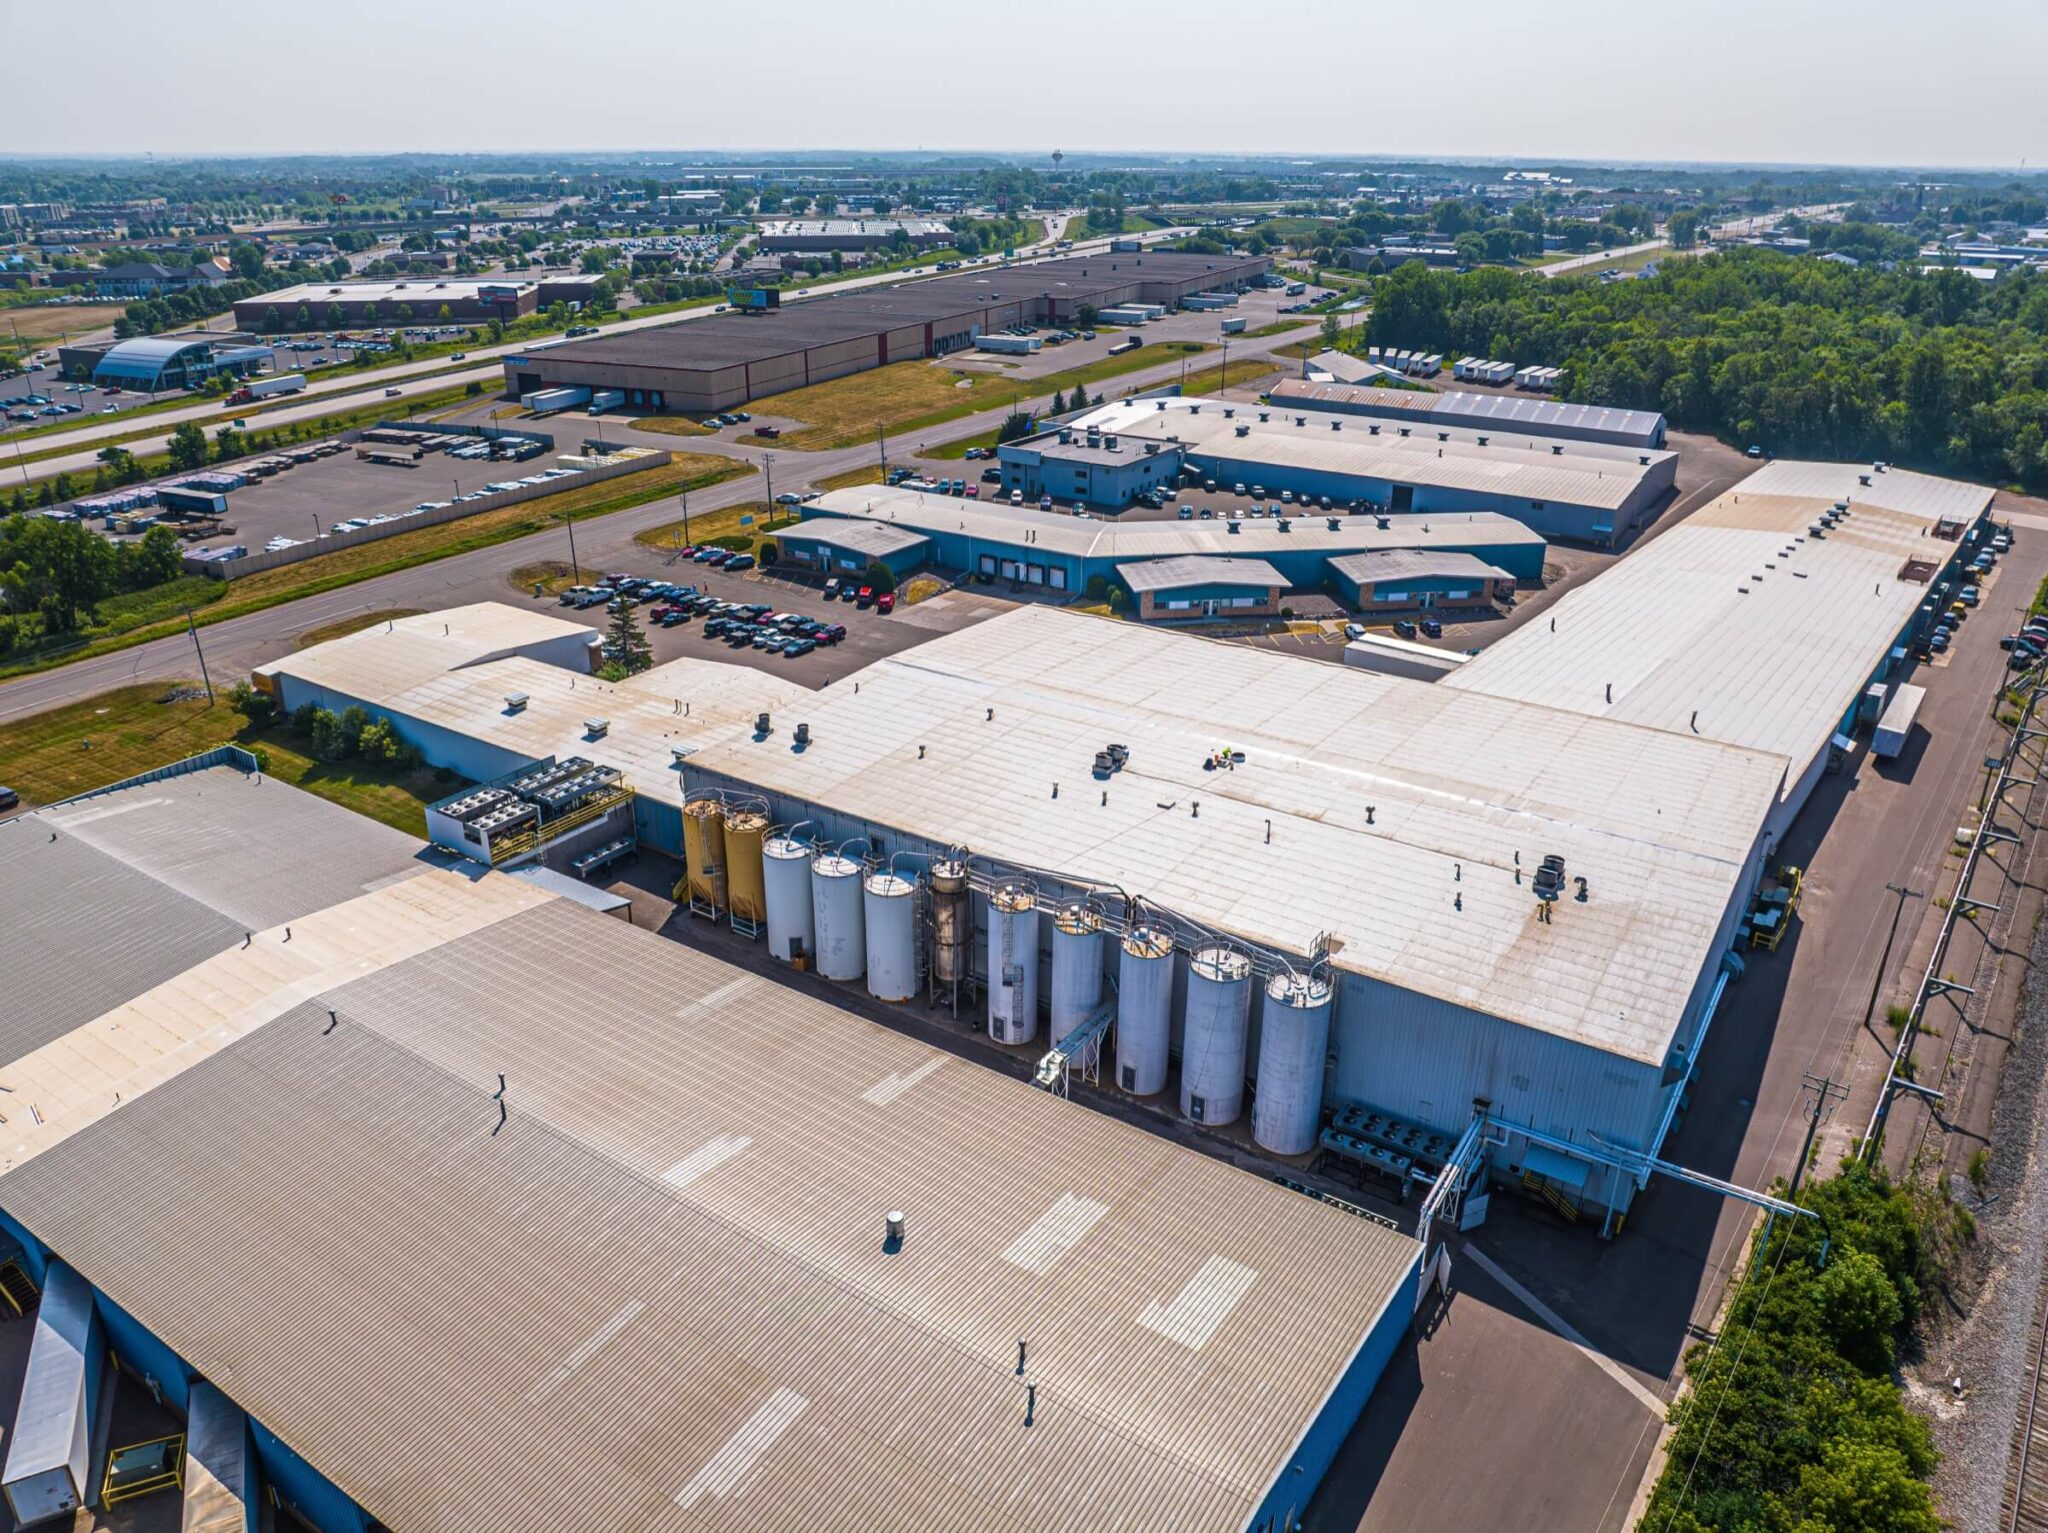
[682,799,728,915]
[724,808,769,932]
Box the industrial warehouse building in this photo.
[0,764,1420,1533]
[1269,378,1670,450]
[1010,394,1678,544]
[263,603,1788,1236]
[793,485,1548,595]
[1118,554,1287,619]
[1328,549,1519,613]
[1447,459,1996,835]
[757,217,953,251]
[501,251,1271,414]
[230,275,601,330]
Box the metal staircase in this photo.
[0,1261,37,1318]
[1033,999,1117,1097]
[1523,1169,1580,1224]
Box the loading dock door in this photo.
[1048,567,1068,591]
[1391,484,1414,513]
[1000,559,1021,580]
[979,554,997,577]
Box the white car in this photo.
[1344,623,1367,641]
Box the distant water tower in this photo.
[1051,149,1064,174]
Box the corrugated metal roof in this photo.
[0,887,1419,1533]
[1117,556,1285,593]
[781,521,931,558]
[1447,460,1996,787]
[255,603,597,703]
[683,607,1789,1063]
[1063,396,1671,512]
[803,488,1545,563]
[1328,550,1516,585]
[1269,379,1666,445]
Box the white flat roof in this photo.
[252,278,536,307]
[1065,396,1673,513]
[684,606,1789,1065]
[1448,460,1995,788]
[255,602,596,701]
[1118,555,1286,593]
[803,488,1545,563]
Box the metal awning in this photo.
[1522,1142,1591,1191]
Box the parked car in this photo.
[725,553,756,572]
[1393,619,1419,638]
[1420,617,1442,639]
[0,786,18,812]
[1343,623,1366,641]
[856,586,875,607]
[877,592,896,614]
[823,578,841,599]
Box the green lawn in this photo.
[633,500,799,555]
[0,682,451,834]
[742,344,1211,452]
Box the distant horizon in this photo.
[0,148,2041,179]
[6,0,2041,169]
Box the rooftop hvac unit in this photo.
[1859,474,1871,486]
[583,718,609,738]
[1105,435,1119,450]
[1223,407,1235,418]
[504,693,529,712]
[1144,441,1160,454]
[1236,424,1250,437]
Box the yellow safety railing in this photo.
[489,784,635,865]
[102,1433,184,1506]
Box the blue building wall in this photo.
[1244,1249,1421,1533]
[0,1207,375,1533]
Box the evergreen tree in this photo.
[602,599,653,677]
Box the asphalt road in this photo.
[0,320,1300,724]
[13,217,1178,481]
[1536,237,1668,277]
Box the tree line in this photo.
[0,516,185,640]
[1365,249,2048,488]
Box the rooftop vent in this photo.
[1235,424,1250,437]
[1477,436,1489,447]
[1223,407,1235,419]
[1369,423,1381,434]
[1156,400,1166,411]
[1227,520,1241,534]
[1375,515,1390,529]
[1327,517,1341,531]
[504,693,529,712]
[1638,454,1650,466]
[1859,474,1871,486]
[584,718,609,738]
[1277,517,1293,533]
[1438,431,1450,442]
[795,723,812,747]
[1105,435,1119,450]
[1259,411,1270,422]
[1144,441,1160,454]
[1190,404,1202,415]
[1399,426,1411,437]
[1331,419,1342,430]
[1551,443,1563,455]
[756,711,773,736]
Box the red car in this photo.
[877,592,896,614]
[856,586,875,607]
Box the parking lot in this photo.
[528,559,1006,687]
[106,431,567,558]
[0,367,164,431]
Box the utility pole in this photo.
[563,511,581,584]
[762,449,775,523]
[877,421,887,479]
[185,609,214,704]
[1860,881,1924,1033]
[1788,1073,1848,1198]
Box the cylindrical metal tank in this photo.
[863,870,918,1002]
[724,808,769,929]
[1180,945,1253,1126]
[986,883,1040,1045]
[762,834,815,964]
[681,799,727,912]
[1252,971,1334,1156]
[810,853,867,982]
[1116,926,1175,1095]
[929,857,972,987]
[1048,904,1104,1048]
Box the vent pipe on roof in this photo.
[884,1211,905,1252]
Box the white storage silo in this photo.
[1115,926,1175,1095]
[1180,944,1253,1125]
[762,834,815,964]
[1251,971,1333,1156]
[810,852,867,982]
[987,883,1041,1045]
[1047,904,1104,1048]
[864,870,918,1002]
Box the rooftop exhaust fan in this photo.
[794,723,812,747]
[584,718,609,738]
[504,693,529,713]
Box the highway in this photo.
[10,212,1201,482]
[0,315,1300,724]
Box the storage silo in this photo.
[929,857,972,1009]
[1180,945,1253,1125]
[1251,971,1333,1155]
[864,869,919,1002]
[762,833,815,965]
[1048,904,1104,1048]
[987,882,1040,1045]
[681,799,728,918]
[724,808,769,937]
[1115,926,1175,1095]
[810,852,867,982]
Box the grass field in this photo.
[0,451,752,680]
[2,304,117,345]
[817,464,888,491]
[633,500,797,555]
[0,682,450,833]
[296,609,425,648]
[740,345,1211,452]
[1180,356,1292,397]
[1553,244,1676,278]
[634,415,715,437]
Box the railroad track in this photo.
[2005,1272,2048,1531]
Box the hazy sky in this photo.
[8,0,2042,169]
